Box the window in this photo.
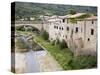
[54,26,56,28]
[92,20,94,24]
[91,29,94,35]
[59,27,61,30]
[62,19,65,23]
[67,27,69,31]
[62,27,63,30]
[57,26,58,29]
[75,27,78,33]
[88,38,90,41]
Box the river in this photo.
[11,33,62,73]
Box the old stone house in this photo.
[42,13,97,55]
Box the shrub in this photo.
[51,40,56,46]
[42,30,49,40]
[16,26,25,31]
[67,55,97,69]
[16,39,29,52]
[68,9,76,15]
[59,39,68,49]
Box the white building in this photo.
[42,13,97,55]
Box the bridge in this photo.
[14,21,44,31]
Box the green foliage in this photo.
[16,26,40,34]
[69,14,91,24]
[16,39,29,50]
[67,55,97,69]
[16,26,25,31]
[31,40,43,51]
[69,18,77,24]
[59,40,68,49]
[51,40,56,46]
[76,14,91,19]
[15,2,97,20]
[68,9,76,15]
[42,30,49,40]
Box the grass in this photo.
[35,36,71,69]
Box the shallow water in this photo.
[12,50,47,73]
[12,34,62,73]
[12,35,44,73]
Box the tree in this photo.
[42,30,49,40]
[69,9,76,15]
[59,39,68,49]
[51,40,56,46]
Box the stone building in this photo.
[42,13,97,55]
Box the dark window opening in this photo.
[60,21,61,23]
[62,27,63,30]
[67,27,69,31]
[88,38,90,41]
[59,27,61,30]
[54,26,56,28]
[75,27,78,33]
[57,26,58,29]
[92,20,94,24]
[63,19,65,23]
[91,29,94,35]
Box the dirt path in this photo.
[35,51,63,72]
